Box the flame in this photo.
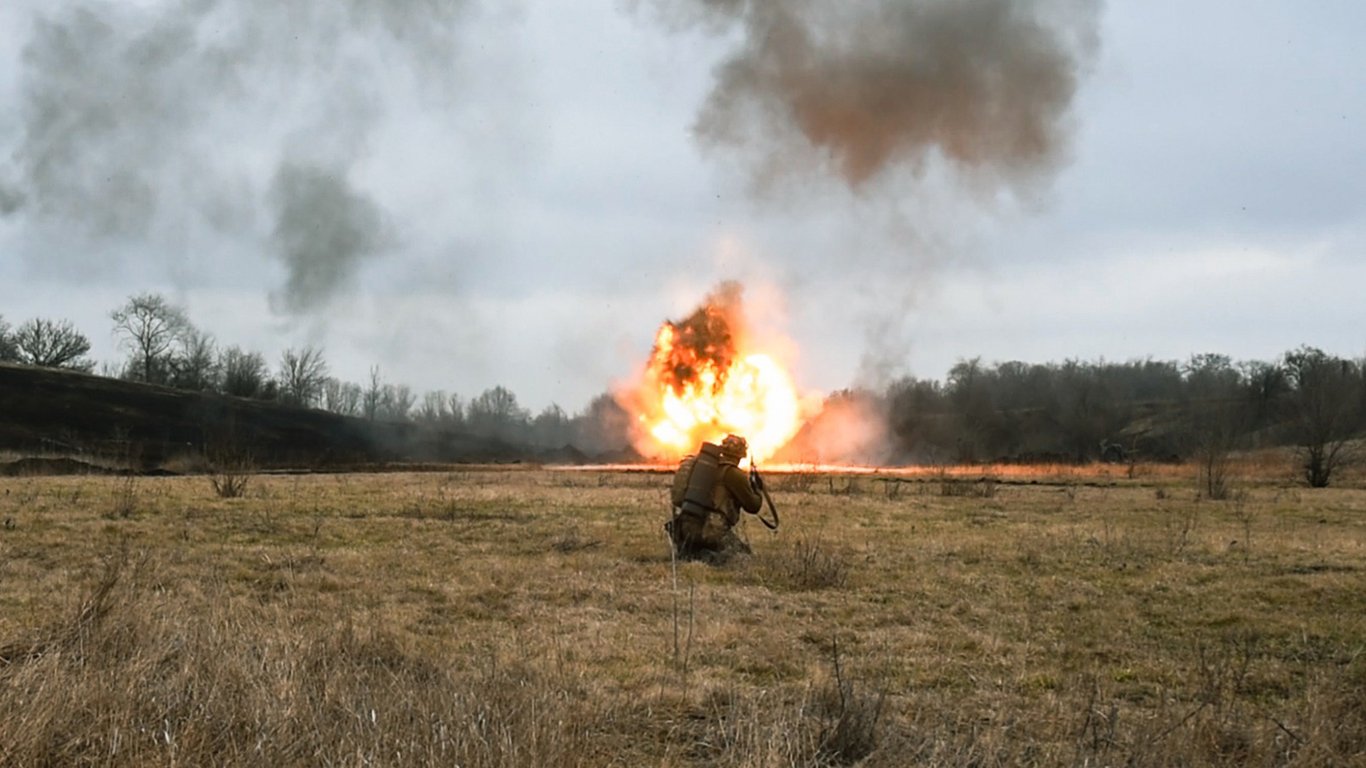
[624,283,802,462]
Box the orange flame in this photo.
[624,283,802,462]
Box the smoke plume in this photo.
[3,0,471,313]
[774,389,892,465]
[0,179,22,215]
[658,0,1100,194]
[269,162,390,314]
[10,6,229,237]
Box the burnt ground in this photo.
[0,363,530,473]
[0,456,126,476]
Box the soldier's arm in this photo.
[720,465,763,513]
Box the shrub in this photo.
[763,536,851,590]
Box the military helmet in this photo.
[719,433,748,459]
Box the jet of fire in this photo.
[625,283,801,462]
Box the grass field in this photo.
[1,463,1364,766]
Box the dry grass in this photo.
[1,465,1364,766]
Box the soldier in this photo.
[666,433,764,563]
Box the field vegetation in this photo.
[1,461,1364,766]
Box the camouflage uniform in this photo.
[667,438,763,563]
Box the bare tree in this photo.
[572,393,630,455]
[531,404,571,448]
[1189,400,1245,500]
[170,329,218,391]
[363,366,383,420]
[322,378,363,416]
[278,346,329,407]
[1240,359,1289,434]
[1183,353,1240,395]
[219,346,269,398]
[11,318,93,371]
[946,357,998,462]
[467,385,529,441]
[0,315,17,362]
[1052,360,1126,463]
[352,368,413,421]
[379,383,416,422]
[1183,353,1247,499]
[418,390,450,424]
[340,381,363,416]
[885,377,952,464]
[1284,347,1362,487]
[110,293,190,384]
[446,392,466,429]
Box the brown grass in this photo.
[1,465,1364,765]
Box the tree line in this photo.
[1,293,631,455]
[861,350,1365,486]
[4,293,1363,483]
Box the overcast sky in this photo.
[2,1,1364,414]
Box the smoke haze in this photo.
[775,390,892,465]
[4,0,471,313]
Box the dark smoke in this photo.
[653,280,744,394]
[3,0,470,313]
[641,0,1101,389]
[0,179,22,215]
[9,5,231,236]
[658,0,1100,193]
[269,162,390,314]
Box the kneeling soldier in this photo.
[667,433,763,563]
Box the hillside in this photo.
[0,363,523,471]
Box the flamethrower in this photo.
[748,455,780,531]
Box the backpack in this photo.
[670,441,722,519]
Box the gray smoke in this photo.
[269,162,390,314]
[3,0,471,312]
[661,0,1100,193]
[11,5,231,236]
[0,179,23,215]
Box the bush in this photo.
[762,536,851,590]
[206,438,254,499]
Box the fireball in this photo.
[624,283,802,462]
